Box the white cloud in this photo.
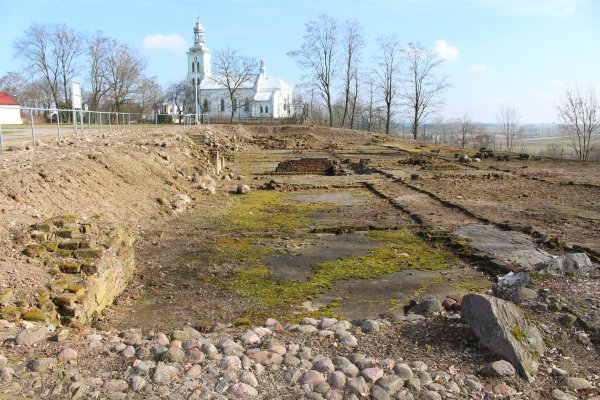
[550,79,564,87]
[469,64,489,72]
[433,40,459,60]
[142,34,187,54]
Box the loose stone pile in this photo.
[0,316,498,400]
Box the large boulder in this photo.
[461,294,545,382]
[535,253,595,276]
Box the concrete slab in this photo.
[454,224,552,270]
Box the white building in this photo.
[186,18,293,120]
[0,92,22,124]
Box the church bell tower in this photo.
[187,18,211,85]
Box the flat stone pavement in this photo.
[454,224,552,270]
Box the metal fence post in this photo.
[73,108,77,137]
[99,113,102,135]
[109,112,112,133]
[57,110,61,142]
[0,123,3,152]
[30,109,36,147]
[128,113,131,129]
[116,112,119,131]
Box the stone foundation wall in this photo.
[275,158,335,175]
[1,215,134,325]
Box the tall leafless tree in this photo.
[374,35,402,134]
[87,31,110,111]
[402,42,449,140]
[498,105,519,151]
[14,24,60,107]
[556,86,600,161]
[288,14,339,127]
[137,77,164,117]
[456,113,475,148]
[102,40,146,112]
[209,47,258,123]
[53,25,85,106]
[14,23,84,108]
[340,19,364,128]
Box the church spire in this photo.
[193,17,205,45]
[260,59,266,77]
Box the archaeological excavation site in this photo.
[0,125,598,399]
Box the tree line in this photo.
[0,23,162,117]
[288,14,450,138]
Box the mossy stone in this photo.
[43,242,59,252]
[74,248,104,259]
[56,250,73,257]
[0,306,21,320]
[30,231,48,241]
[55,229,79,239]
[23,308,47,322]
[58,240,80,250]
[67,284,85,297]
[59,263,81,274]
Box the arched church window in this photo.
[203,99,209,112]
[192,62,195,73]
[220,99,225,112]
[192,78,195,87]
[232,98,237,110]
[244,98,250,112]
[196,62,200,72]
[260,106,263,113]
[265,106,269,114]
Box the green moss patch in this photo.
[218,229,457,319]
[214,191,334,232]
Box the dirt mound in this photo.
[0,128,214,302]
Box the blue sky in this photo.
[1,0,599,123]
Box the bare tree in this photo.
[210,47,258,122]
[340,20,364,128]
[0,71,27,98]
[102,40,146,112]
[87,31,110,111]
[498,105,519,151]
[166,80,193,121]
[402,42,449,140]
[137,77,164,117]
[556,86,600,161]
[14,23,84,109]
[361,74,378,132]
[288,14,339,127]
[53,25,85,106]
[456,113,475,148]
[14,24,60,107]
[348,66,360,129]
[374,35,402,134]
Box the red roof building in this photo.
[0,92,20,106]
[0,92,23,124]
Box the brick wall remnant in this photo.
[3,215,135,325]
[275,158,338,175]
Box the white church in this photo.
[186,18,293,121]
